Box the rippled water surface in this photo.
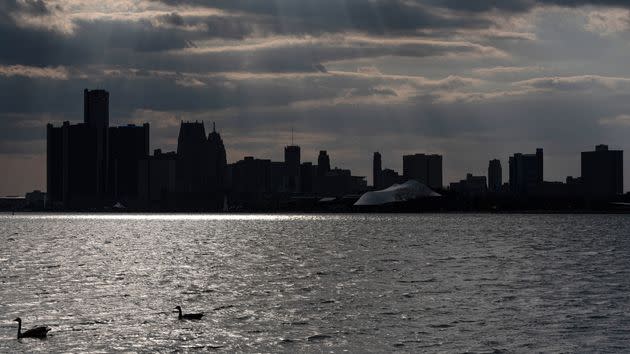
[2,213,630,352]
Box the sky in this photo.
[2,0,630,195]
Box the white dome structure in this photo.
[354,180,440,206]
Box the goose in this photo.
[174,306,204,320]
[13,317,50,339]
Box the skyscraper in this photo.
[284,145,301,192]
[175,121,228,209]
[581,144,623,197]
[84,89,109,197]
[46,121,99,208]
[207,122,228,196]
[176,121,208,195]
[138,149,177,209]
[109,123,150,201]
[46,123,63,207]
[47,89,113,209]
[488,159,502,192]
[231,157,272,195]
[403,153,443,189]
[373,152,382,189]
[84,89,109,129]
[509,148,543,194]
[317,150,331,177]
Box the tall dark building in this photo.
[581,145,623,198]
[47,89,115,209]
[373,152,382,189]
[109,124,150,201]
[270,161,287,193]
[284,145,301,192]
[509,148,543,194]
[403,153,443,189]
[175,121,228,209]
[207,122,227,189]
[488,159,502,192]
[46,121,99,208]
[139,149,177,209]
[83,89,109,197]
[317,150,331,177]
[63,123,99,206]
[46,123,64,207]
[207,122,228,208]
[300,162,316,194]
[176,121,208,195]
[231,157,272,195]
[84,89,109,128]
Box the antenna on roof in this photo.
[213,121,216,133]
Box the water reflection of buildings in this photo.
[44,89,626,211]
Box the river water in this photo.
[1,213,630,352]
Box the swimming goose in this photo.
[174,306,204,320]
[13,317,50,339]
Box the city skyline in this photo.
[5,1,630,195]
[31,87,622,213]
[4,97,630,197]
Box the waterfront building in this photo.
[402,153,443,190]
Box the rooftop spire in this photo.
[213,121,216,133]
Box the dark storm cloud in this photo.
[1,19,500,73]
[153,12,259,38]
[156,0,493,34]
[153,0,630,33]
[0,0,504,72]
[0,0,53,18]
[0,19,191,66]
[157,12,185,27]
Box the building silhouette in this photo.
[488,159,502,193]
[509,148,543,194]
[317,150,331,177]
[581,145,623,198]
[300,162,316,194]
[317,167,366,195]
[47,122,100,208]
[284,145,301,193]
[207,122,228,198]
[47,89,153,209]
[174,121,227,209]
[373,152,382,189]
[176,121,207,195]
[450,173,487,196]
[45,89,630,212]
[403,153,443,190]
[84,89,110,198]
[109,124,149,202]
[46,123,63,206]
[270,161,288,193]
[231,157,272,196]
[139,149,177,209]
[381,168,405,189]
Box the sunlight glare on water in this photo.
[1,213,630,352]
